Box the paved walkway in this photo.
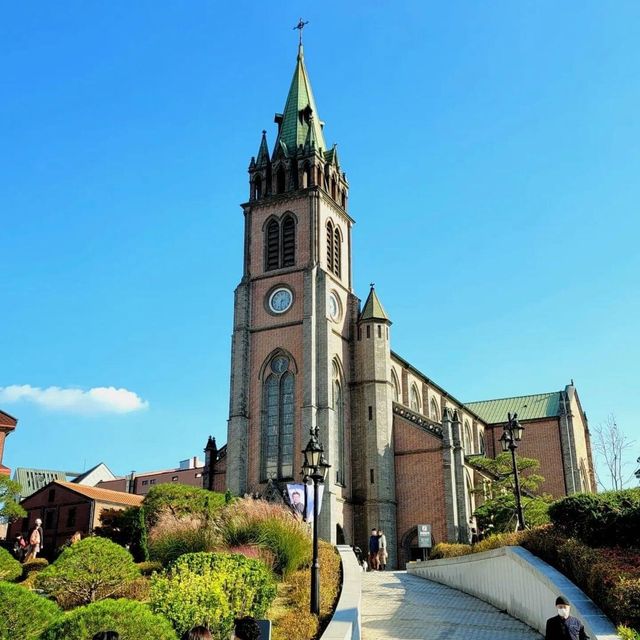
[362,570,543,639]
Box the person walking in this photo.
[545,596,589,640]
[13,534,28,561]
[377,529,388,570]
[25,518,44,561]
[368,528,379,571]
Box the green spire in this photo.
[360,285,391,323]
[256,130,270,166]
[274,44,326,157]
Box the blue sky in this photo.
[2,2,639,485]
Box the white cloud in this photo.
[0,384,149,415]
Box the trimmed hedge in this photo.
[0,581,61,640]
[549,488,640,548]
[37,536,139,607]
[0,546,22,582]
[41,598,177,640]
[150,552,276,638]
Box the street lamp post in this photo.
[499,412,526,531]
[302,426,331,616]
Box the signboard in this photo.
[417,524,432,548]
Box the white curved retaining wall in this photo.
[407,546,619,640]
[320,545,362,640]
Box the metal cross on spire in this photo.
[293,18,309,45]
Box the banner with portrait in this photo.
[304,482,324,523]
[286,483,306,518]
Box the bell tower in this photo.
[226,41,357,542]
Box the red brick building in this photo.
[208,43,596,568]
[7,481,142,553]
[0,410,17,476]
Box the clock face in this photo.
[328,292,340,321]
[269,287,293,314]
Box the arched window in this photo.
[430,398,440,421]
[266,219,280,271]
[331,177,337,199]
[341,190,346,208]
[333,374,345,485]
[391,370,400,402]
[276,165,286,194]
[333,227,341,277]
[478,430,486,455]
[326,221,334,271]
[253,175,262,200]
[261,356,295,480]
[282,215,296,267]
[410,385,420,412]
[317,166,323,186]
[303,163,311,188]
[464,420,473,454]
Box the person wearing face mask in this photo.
[545,596,589,640]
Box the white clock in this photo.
[328,292,341,321]
[268,287,293,314]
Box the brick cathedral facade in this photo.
[214,43,595,568]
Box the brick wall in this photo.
[486,417,567,497]
[394,414,446,567]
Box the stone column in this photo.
[441,409,459,542]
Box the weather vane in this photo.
[293,18,309,45]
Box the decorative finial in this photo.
[262,129,266,136]
[370,282,375,289]
[293,18,309,46]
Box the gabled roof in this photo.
[465,392,562,425]
[52,481,143,507]
[359,286,391,323]
[274,44,326,158]
[72,462,117,485]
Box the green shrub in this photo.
[143,484,226,528]
[429,542,472,559]
[150,551,276,638]
[0,547,22,582]
[220,498,311,576]
[474,494,551,533]
[41,598,177,640]
[21,557,49,578]
[137,560,163,575]
[549,488,640,548]
[0,581,61,640]
[37,536,139,607]
[473,531,523,553]
[619,625,640,640]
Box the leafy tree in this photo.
[36,536,139,607]
[471,453,549,533]
[0,475,26,521]
[470,453,545,496]
[95,506,149,561]
[0,582,61,640]
[143,484,226,527]
[474,493,552,533]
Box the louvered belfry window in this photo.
[282,216,295,267]
[266,220,280,271]
[333,227,341,277]
[326,221,334,271]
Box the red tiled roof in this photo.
[55,481,143,507]
[0,409,17,428]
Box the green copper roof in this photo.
[465,392,561,424]
[275,44,326,156]
[256,130,270,166]
[360,287,390,322]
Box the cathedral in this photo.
[210,41,596,568]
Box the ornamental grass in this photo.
[220,498,312,576]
